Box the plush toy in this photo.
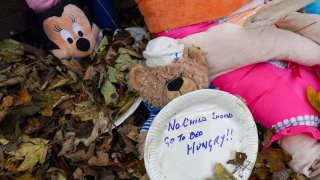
[24,0,101,60]
[128,36,209,157]
[136,0,320,177]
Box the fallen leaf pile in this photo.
[0,31,148,179]
[0,37,312,180]
[249,126,298,180]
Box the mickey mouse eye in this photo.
[59,30,73,44]
[72,22,84,37]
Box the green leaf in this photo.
[207,163,236,180]
[7,135,48,171]
[100,81,119,105]
[71,101,100,123]
[118,47,142,58]
[115,48,138,71]
[0,39,25,63]
[0,134,9,145]
[113,91,139,118]
[307,86,320,112]
[97,36,109,54]
[107,66,124,83]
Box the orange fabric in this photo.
[136,0,251,33]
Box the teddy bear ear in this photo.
[184,46,206,66]
[128,63,148,90]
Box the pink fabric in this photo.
[212,62,320,146]
[26,0,61,13]
[156,21,219,39]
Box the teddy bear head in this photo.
[128,37,209,108]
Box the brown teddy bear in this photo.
[128,37,209,157]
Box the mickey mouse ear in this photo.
[26,0,61,14]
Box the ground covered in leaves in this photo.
[0,1,318,179]
[0,33,149,180]
[0,35,311,180]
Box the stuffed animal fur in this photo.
[128,38,208,158]
[24,0,100,60]
[129,46,208,108]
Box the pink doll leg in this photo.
[278,134,320,177]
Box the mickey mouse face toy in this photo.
[25,0,100,59]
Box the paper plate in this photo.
[144,89,258,180]
[105,97,143,132]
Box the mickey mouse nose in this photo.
[167,77,184,91]
[76,38,90,51]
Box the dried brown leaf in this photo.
[227,151,248,166]
[58,136,75,156]
[40,91,64,117]
[65,142,95,163]
[0,146,3,169]
[0,76,24,87]
[24,68,42,91]
[53,130,64,141]
[12,89,31,106]
[47,77,73,91]
[0,39,24,63]
[0,74,7,82]
[118,122,140,155]
[71,101,100,122]
[116,170,130,179]
[262,128,276,147]
[15,174,36,180]
[84,113,110,146]
[137,132,147,160]
[2,95,13,108]
[4,159,17,173]
[100,134,113,152]
[0,109,7,123]
[255,148,292,178]
[73,167,83,179]
[139,175,148,180]
[40,102,54,117]
[83,65,96,81]
[88,151,111,166]
[24,118,42,134]
[60,59,84,77]
[127,131,138,142]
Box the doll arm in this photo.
[277,12,320,44]
[179,23,320,80]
